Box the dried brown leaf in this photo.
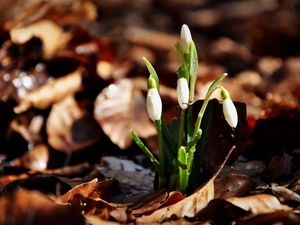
[264,154,292,181]
[11,144,49,170]
[10,20,71,58]
[56,178,98,203]
[236,210,300,225]
[0,189,85,225]
[85,216,121,225]
[46,95,101,152]
[215,173,257,199]
[94,79,156,149]
[129,191,183,216]
[226,194,291,214]
[5,1,97,30]
[14,68,82,113]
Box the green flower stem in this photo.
[155,119,166,189]
[192,74,227,140]
[178,109,185,148]
[130,131,159,172]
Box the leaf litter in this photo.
[0,0,300,224]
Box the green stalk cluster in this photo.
[131,24,238,192]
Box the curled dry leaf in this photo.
[226,194,291,214]
[56,178,98,203]
[0,189,85,225]
[129,191,184,216]
[46,95,101,152]
[14,68,82,113]
[94,79,156,149]
[10,20,71,58]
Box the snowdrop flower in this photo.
[147,77,162,121]
[221,88,238,128]
[180,24,192,54]
[177,78,189,109]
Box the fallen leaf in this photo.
[85,215,121,225]
[2,175,71,196]
[11,144,49,170]
[10,20,71,58]
[42,162,92,177]
[264,154,292,181]
[94,79,156,149]
[236,210,300,225]
[14,68,82,113]
[0,189,85,225]
[5,1,97,29]
[226,194,291,214]
[46,95,101,152]
[264,183,300,203]
[215,173,257,199]
[56,178,98,203]
[196,199,248,224]
[0,173,29,186]
[129,190,182,216]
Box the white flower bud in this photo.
[180,24,192,54]
[177,78,189,109]
[222,98,238,128]
[147,88,162,121]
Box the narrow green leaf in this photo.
[143,57,159,91]
[130,131,159,172]
[175,43,185,64]
[177,146,188,191]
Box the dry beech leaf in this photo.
[226,194,291,214]
[94,79,156,149]
[10,20,71,58]
[0,189,85,225]
[214,173,257,199]
[14,68,82,113]
[11,144,49,170]
[0,173,29,186]
[5,1,97,30]
[129,191,183,216]
[56,178,98,203]
[46,95,101,152]
[136,147,235,223]
[85,216,121,225]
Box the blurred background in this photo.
[0,0,299,172]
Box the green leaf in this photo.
[177,146,188,191]
[143,57,159,91]
[130,131,159,173]
[175,43,185,64]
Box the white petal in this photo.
[180,24,192,54]
[147,88,162,121]
[222,98,238,128]
[177,78,189,109]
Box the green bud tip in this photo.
[148,76,157,89]
[221,87,230,100]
